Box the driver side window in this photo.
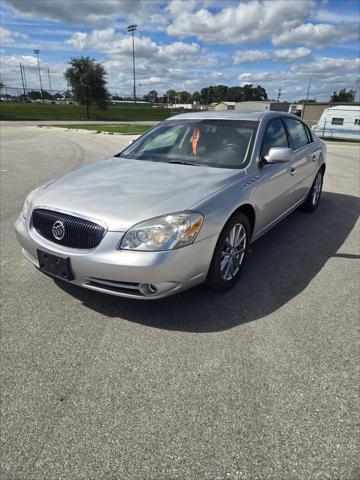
[261,119,288,157]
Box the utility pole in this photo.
[22,64,28,97]
[19,63,26,102]
[306,78,312,101]
[354,78,359,101]
[33,49,44,102]
[277,87,282,102]
[127,24,137,104]
[47,67,52,97]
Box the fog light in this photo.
[139,283,158,296]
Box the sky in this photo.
[0,0,359,101]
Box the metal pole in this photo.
[20,62,26,102]
[306,78,312,101]
[47,67,52,97]
[22,64,28,98]
[127,24,137,104]
[33,49,44,102]
[132,30,136,103]
[354,79,359,101]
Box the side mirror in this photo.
[263,147,293,164]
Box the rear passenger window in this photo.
[261,119,288,156]
[331,118,344,125]
[283,118,309,149]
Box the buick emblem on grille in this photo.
[52,220,65,240]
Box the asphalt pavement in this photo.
[1,124,359,480]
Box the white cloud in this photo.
[290,56,360,75]
[273,22,360,48]
[0,26,27,45]
[273,48,312,61]
[65,28,216,95]
[233,47,311,64]
[314,9,357,23]
[67,28,201,64]
[4,0,143,26]
[233,50,270,64]
[238,56,360,100]
[167,0,312,44]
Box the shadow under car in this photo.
[54,191,359,333]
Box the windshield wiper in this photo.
[169,160,201,166]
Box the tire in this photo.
[206,212,250,292]
[302,168,324,212]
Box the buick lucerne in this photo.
[15,111,326,299]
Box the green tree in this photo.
[200,84,268,104]
[144,90,158,103]
[191,91,201,103]
[330,88,355,103]
[178,90,191,103]
[165,89,176,104]
[27,90,42,100]
[65,56,108,119]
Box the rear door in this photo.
[282,118,318,202]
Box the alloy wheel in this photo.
[312,172,322,206]
[220,223,247,281]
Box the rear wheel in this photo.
[302,169,323,212]
[206,212,250,291]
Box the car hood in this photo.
[32,156,242,231]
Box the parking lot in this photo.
[1,123,359,480]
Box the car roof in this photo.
[165,110,297,122]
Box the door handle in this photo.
[290,167,296,176]
[311,153,317,161]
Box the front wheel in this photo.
[302,169,324,212]
[206,212,250,292]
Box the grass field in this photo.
[43,124,151,134]
[0,103,174,121]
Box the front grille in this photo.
[32,209,106,249]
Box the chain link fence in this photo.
[0,86,72,103]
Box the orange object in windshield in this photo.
[192,128,200,156]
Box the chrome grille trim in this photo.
[32,209,106,249]
[85,277,143,296]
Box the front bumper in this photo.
[15,214,218,299]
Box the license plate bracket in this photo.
[37,250,74,281]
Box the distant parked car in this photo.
[15,111,326,299]
[312,105,360,141]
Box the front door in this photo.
[254,117,297,234]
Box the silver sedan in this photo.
[15,111,326,299]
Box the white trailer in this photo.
[312,105,360,141]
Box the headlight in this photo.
[120,211,204,251]
[21,187,39,219]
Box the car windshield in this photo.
[118,119,258,169]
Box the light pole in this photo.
[306,78,312,101]
[47,67,52,97]
[33,49,44,102]
[127,24,137,104]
